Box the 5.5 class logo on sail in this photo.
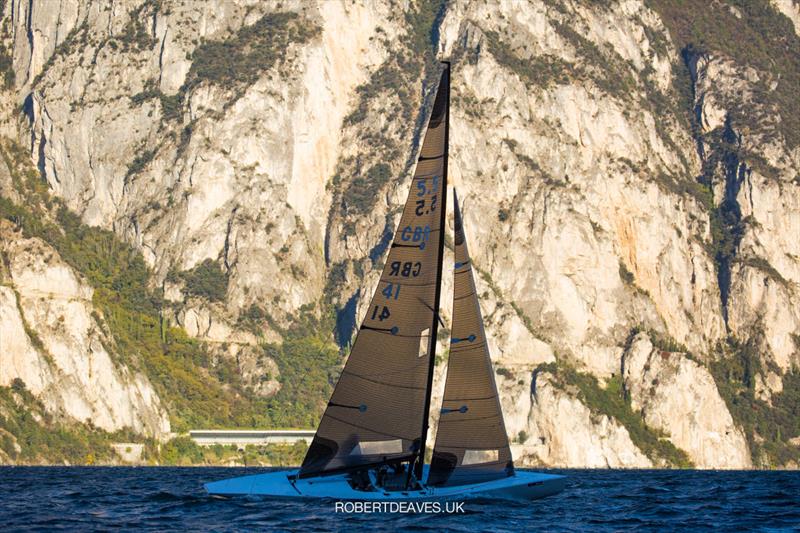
[205,63,566,502]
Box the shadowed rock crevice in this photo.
[681,46,747,330]
[706,117,748,328]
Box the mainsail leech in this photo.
[427,191,515,487]
[299,64,450,479]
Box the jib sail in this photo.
[427,191,514,487]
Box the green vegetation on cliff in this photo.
[169,258,229,302]
[158,436,308,467]
[0,379,308,466]
[483,30,571,89]
[336,0,443,229]
[648,0,800,149]
[131,11,321,121]
[0,42,14,89]
[537,361,694,468]
[263,335,340,429]
[344,163,392,217]
[0,140,340,441]
[709,336,800,467]
[0,379,126,465]
[187,12,320,90]
[128,11,321,126]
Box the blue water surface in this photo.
[0,467,798,531]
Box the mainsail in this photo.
[427,191,514,486]
[299,64,450,478]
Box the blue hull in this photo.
[205,467,566,501]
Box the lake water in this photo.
[0,467,798,531]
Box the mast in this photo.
[416,61,450,481]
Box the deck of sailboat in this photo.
[204,467,566,501]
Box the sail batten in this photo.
[299,65,450,480]
[428,191,515,487]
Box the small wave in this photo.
[1,467,799,531]
[147,490,201,503]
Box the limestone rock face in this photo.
[623,333,751,468]
[692,51,800,384]
[5,0,395,339]
[0,0,797,466]
[771,0,800,35]
[0,223,169,438]
[515,372,652,468]
[228,343,281,399]
[436,1,727,379]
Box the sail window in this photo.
[350,440,404,456]
[419,328,430,357]
[461,449,499,465]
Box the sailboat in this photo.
[205,62,565,501]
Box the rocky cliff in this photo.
[0,220,169,436]
[0,0,798,467]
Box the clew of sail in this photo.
[427,191,514,487]
[299,65,450,479]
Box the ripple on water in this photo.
[0,468,799,532]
